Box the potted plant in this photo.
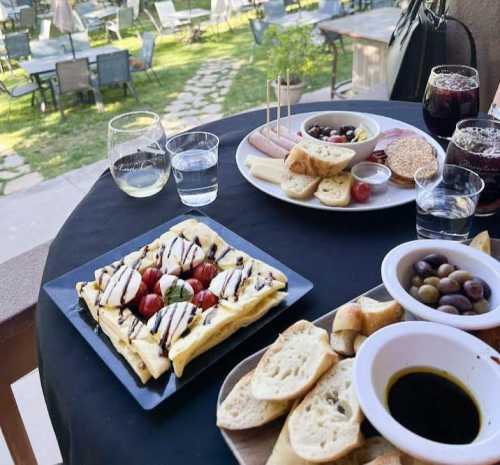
[263,25,326,104]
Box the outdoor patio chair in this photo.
[228,0,252,16]
[94,49,138,109]
[152,1,190,33]
[130,31,161,84]
[248,17,269,62]
[127,0,140,20]
[73,5,104,32]
[38,18,51,40]
[52,57,101,119]
[105,6,134,40]
[0,78,39,122]
[19,6,36,32]
[209,0,232,34]
[1,31,30,72]
[262,0,285,20]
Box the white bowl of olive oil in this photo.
[354,321,500,465]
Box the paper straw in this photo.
[266,79,270,125]
[286,69,291,133]
[277,74,281,138]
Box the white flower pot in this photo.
[271,79,305,105]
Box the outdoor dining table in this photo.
[83,5,119,20]
[19,45,120,108]
[320,7,401,95]
[37,100,500,465]
[264,9,330,28]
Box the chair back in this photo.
[4,31,30,59]
[155,1,176,27]
[19,6,35,29]
[96,49,130,87]
[248,18,269,45]
[39,18,51,40]
[56,57,91,94]
[117,6,134,28]
[211,0,228,20]
[139,31,155,69]
[127,0,140,19]
[318,0,341,16]
[262,0,285,19]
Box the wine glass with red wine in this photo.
[422,65,480,139]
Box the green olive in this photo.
[437,263,455,278]
[411,275,423,287]
[418,284,440,304]
[473,299,490,314]
[437,305,459,314]
[437,277,460,294]
[409,286,420,300]
[424,277,440,287]
[448,270,472,285]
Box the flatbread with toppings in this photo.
[76,219,288,383]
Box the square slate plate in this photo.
[43,211,313,410]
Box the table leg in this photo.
[34,74,48,112]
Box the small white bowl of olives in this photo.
[381,240,500,330]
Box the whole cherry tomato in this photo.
[192,290,219,310]
[132,281,148,307]
[153,280,162,297]
[351,182,371,203]
[138,293,163,318]
[142,267,163,292]
[192,262,218,288]
[186,278,204,295]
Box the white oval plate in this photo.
[235,112,445,212]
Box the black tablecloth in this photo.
[37,101,500,465]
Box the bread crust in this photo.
[333,303,363,332]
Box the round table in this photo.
[37,100,500,465]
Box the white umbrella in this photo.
[52,0,76,59]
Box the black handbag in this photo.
[387,0,477,102]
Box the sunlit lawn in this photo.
[0,6,352,180]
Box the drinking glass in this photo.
[415,164,484,241]
[446,118,500,216]
[108,111,170,198]
[422,65,479,139]
[166,132,219,207]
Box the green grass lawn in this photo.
[0,9,352,180]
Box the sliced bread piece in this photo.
[358,296,403,336]
[281,171,321,200]
[286,139,355,177]
[336,436,398,465]
[353,334,367,354]
[331,330,357,357]
[217,369,291,430]
[333,303,363,332]
[288,358,364,462]
[314,172,353,207]
[252,320,337,401]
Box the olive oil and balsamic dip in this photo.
[387,367,480,445]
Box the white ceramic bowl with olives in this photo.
[381,240,500,330]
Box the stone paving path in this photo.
[162,57,242,134]
[0,145,43,196]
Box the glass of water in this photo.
[108,111,170,198]
[415,164,484,241]
[166,132,219,207]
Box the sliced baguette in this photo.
[281,171,321,200]
[363,453,403,465]
[358,296,403,336]
[314,172,353,207]
[251,320,337,401]
[336,436,398,465]
[353,334,367,354]
[217,370,291,430]
[331,330,357,357]
[333,303,363,332]
[289,358,363,462]
[286,139,355,177]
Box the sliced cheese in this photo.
[250,160,286,184]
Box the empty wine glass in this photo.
[108,111,170,198]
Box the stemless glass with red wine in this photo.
[108,111,170,198]
[446,118,500,216]
[423,65,480,139]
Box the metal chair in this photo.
[209,0,232,33]
[0,78,39,122]
[2,31,30,72]
[127,0,140,20]
[73,4,104,32]
[262,0,285,20]
[228,0,252,15]
[94,49,138,109]
[19,5,35,31]
[130,31,160,84]
[52,57,101,119]
[106,6,134,40]
[152,1,190,33]
[38,18,51,40]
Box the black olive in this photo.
[345,130,355,141]
[413,261,434,278]
[421,253,448,268]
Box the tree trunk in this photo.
[446,0,500,112]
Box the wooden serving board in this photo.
[217,240,500,465]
